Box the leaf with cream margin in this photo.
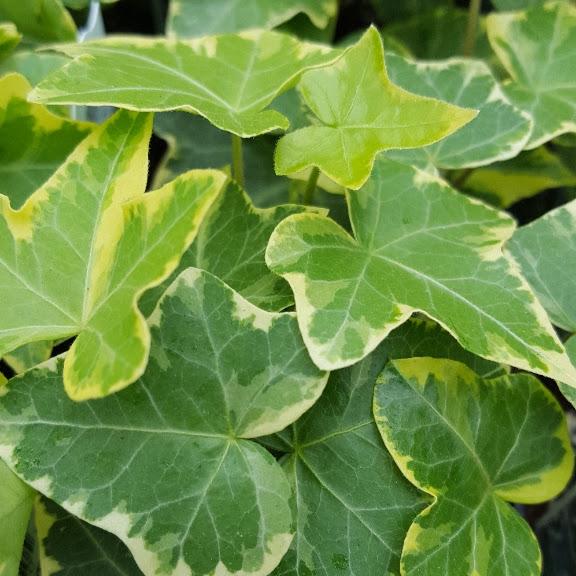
[374,357,574,576]
[3,341,52,375]
[140,180,322,316]
[0,73,93,209]
[266,156,576,387]
[167,0,337,37]
[385,54,532,170]
[0,109,226,400]
[0,22,20,61]
[28,31,340,138]
[274,26,476,190]
[0,268,328,576]
[487,2,576,149]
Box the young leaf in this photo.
[487,2,576,148]
[0,73,93,209]
[385,55,532,169]
[29,31,339,137]
[0,109,226,399]
[168,0,337,37]
[0,268,328,576]
[274,27,476,190]
[266,156,576,387]
[374,357,574,576]
[0,22,20,61]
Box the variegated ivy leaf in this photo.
[0,22,20,61]
[374,357,574,576]
[385,54,532,170]
[141,180,321,316]
[29,31,339,138]
[0,0,76,43]
[0,73,93,208]
[3,341,52,375]
[35,497,143,576]
[0,109,226,399]
[0,268,328,576]
[487,2,576,148]
[167,0,337,37]
[266,156,576,387]
[274,26,476,190]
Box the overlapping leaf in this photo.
[29,31,339,137]
[167,0,337,37]
[0,73,93,208]
[0,109,226,399]
[274,27,476,189]
[0,268,328,576]
[0,51,68,88]
[487,2,576,148]
[0,22,20,61]
[266,156,576,388]
[3,341,52,375]
[374,357,574,576]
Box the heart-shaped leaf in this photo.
[266,156,576,387]
[274,26,476,189]
[487,1,576,148]
[374,357,574,576]
[29,31,340,137]
[0,268,327,576]
[0,109,226,399]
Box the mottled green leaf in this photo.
[0,0,76,43]
[266,156,576,387]
[0,22,20,61]
[0,51,68,88]
[374,357,574,576]
[386,55,532,169]
[275,27,476,189]
[168,0,337,37]
[0,73,93,208]
[4,341,52,375]
[273,345,426,576]
[0,268,328,576]
[487,2,576,148]
[0,109,226,399]
[29,31,339,137]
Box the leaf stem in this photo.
[463,0,481,57]
[303,167,320,205]
[231,134,245,188]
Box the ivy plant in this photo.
[0,1,575,575]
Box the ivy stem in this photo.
[231,134,245,188]
[303,167,320,205]
[463,0,481,57]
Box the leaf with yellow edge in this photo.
[0,109,227,399]
[374,357,574,576]
[0,22,20,61]
[274,26,476,190]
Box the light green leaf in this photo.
[167,0,337,37]
[273,345,426,576]
[29,31,339,137]
[487,1,576,148]
[385,55,532,169]
[0,51,69,88]
[0,0,76,43]
[464,146,576,207]
[0,268,328,576]
[374,357,574,576]
[141,180,321,316]
[0,109,226,399]
[35,497,143,576]
[274,27,476,190]
[266,156,576,386]
[4,341,52,375]
[0,22,20,61]
[0,73,93,209]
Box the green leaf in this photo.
[385,54,532,169]
[29,31,339,137]
[273,345,426,576]
[0,268,328,576]
[35,497,143,576]
[374,357,574,576]
[3,341,52,375]
[62,0,118,8]
[492,0,570,10]
[0,22,20,61]
[0,51,69,88]
[274,27,476,190]
[0,73,93,209]
[167,0,337,37]
[141,180,321,316]
[0,109,226,399]
[266,156,576,386]
[487,1,576,148]
[0,0,76,43]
